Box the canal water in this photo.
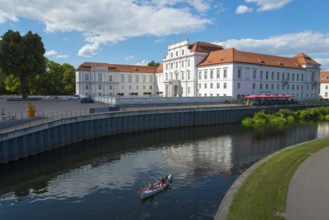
[1,122,329,219]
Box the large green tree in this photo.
[0,30,46,99]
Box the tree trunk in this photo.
[20,75,28,99]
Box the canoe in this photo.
[140,174,172,199]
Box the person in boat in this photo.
[148,181,154,190]
[159,177,165,188]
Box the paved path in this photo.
[286,147,329,220]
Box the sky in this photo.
[0,0,328,70]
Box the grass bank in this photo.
[226,137,329,220]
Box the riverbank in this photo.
[215,137,329,220]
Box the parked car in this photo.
[46,96,60,100]
[69,95,80,100]
[80,97,94,103]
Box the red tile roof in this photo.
[320,71,329,83]
[77,62,157,73]
[197,48,320,69]
[188,41,223,53]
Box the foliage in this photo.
[5,74,21,94]
[147,60,160,67]
[0,30,46,98]
[242,106,329,127]
[227,138,329,220]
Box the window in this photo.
[217,83,220,88]
[188,59,190,67]
[129,85,132,90]
[149,76,153,83]
[176,51,178,57]
[85,85,89,90]
[188,87,190,94]
[181,72,184,80]
[271,72,274,80]
[121,75,125,82]
[301,74,304,81]
[98,85,102,90]
[143,85,146,90]
[109,85,112,90]
[135,75,139,83]
[142,75,146,83]
[98,73,102,81]
[217,69,220,78]
[287,73,290,80]
[260,84,263,89]
[252,83,255,89]
[297,74,299,81]
[109,75,112,81]
[176,62,178,68]
[326,85,329,90]
[277,72,280,80]
[181,60,184,68]
[198,83,201,89]
[277,84,279,90]
[121,85,124,90]
[223,69,227,78]
[271,84,274,89]
[136,85,139,89]
[224,83,227,89]
[253,69,256,79]
[149,85,152,89]
[238,68,242,78]
[237,82,240,89]
[292,73,295,81]
[85,74,89,81]
[128,75,132,83]
[325,92,328,97]
[171,52,173,58]
[182,50,184,55]
[204,83,207,89]
[260,71,263,79]
[265,84,268,89]
[199,71,202,79]
[204,70,207,79]
[210,70,213,79]
[265,71,268,79]
[210,83,213,89]
[188,72,190,80]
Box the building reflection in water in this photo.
[0,122,326,204]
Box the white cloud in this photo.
[45,50,69,59]
[77,42,100,57]
[124,55,135,61]
[245,0,292,11]
[315,59,329,71]
[136,59,149,66]
[215,31,329,57]
[0,0,211,57]
[236,5,253,14]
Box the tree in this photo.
[147,60,160,67]
[0,30,46,99]
[62,63,76,95]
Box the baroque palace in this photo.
[76,39,321,101]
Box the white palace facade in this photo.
[76,39,321,101]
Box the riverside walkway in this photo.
[216,143,329,220]
[286,147,329,220]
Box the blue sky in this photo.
[0,0,328,70]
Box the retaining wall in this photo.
[0,105,315,164]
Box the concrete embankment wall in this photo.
[0,105,308,164]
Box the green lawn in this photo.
[226,138,329,220]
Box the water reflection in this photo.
[0,122,328,219]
